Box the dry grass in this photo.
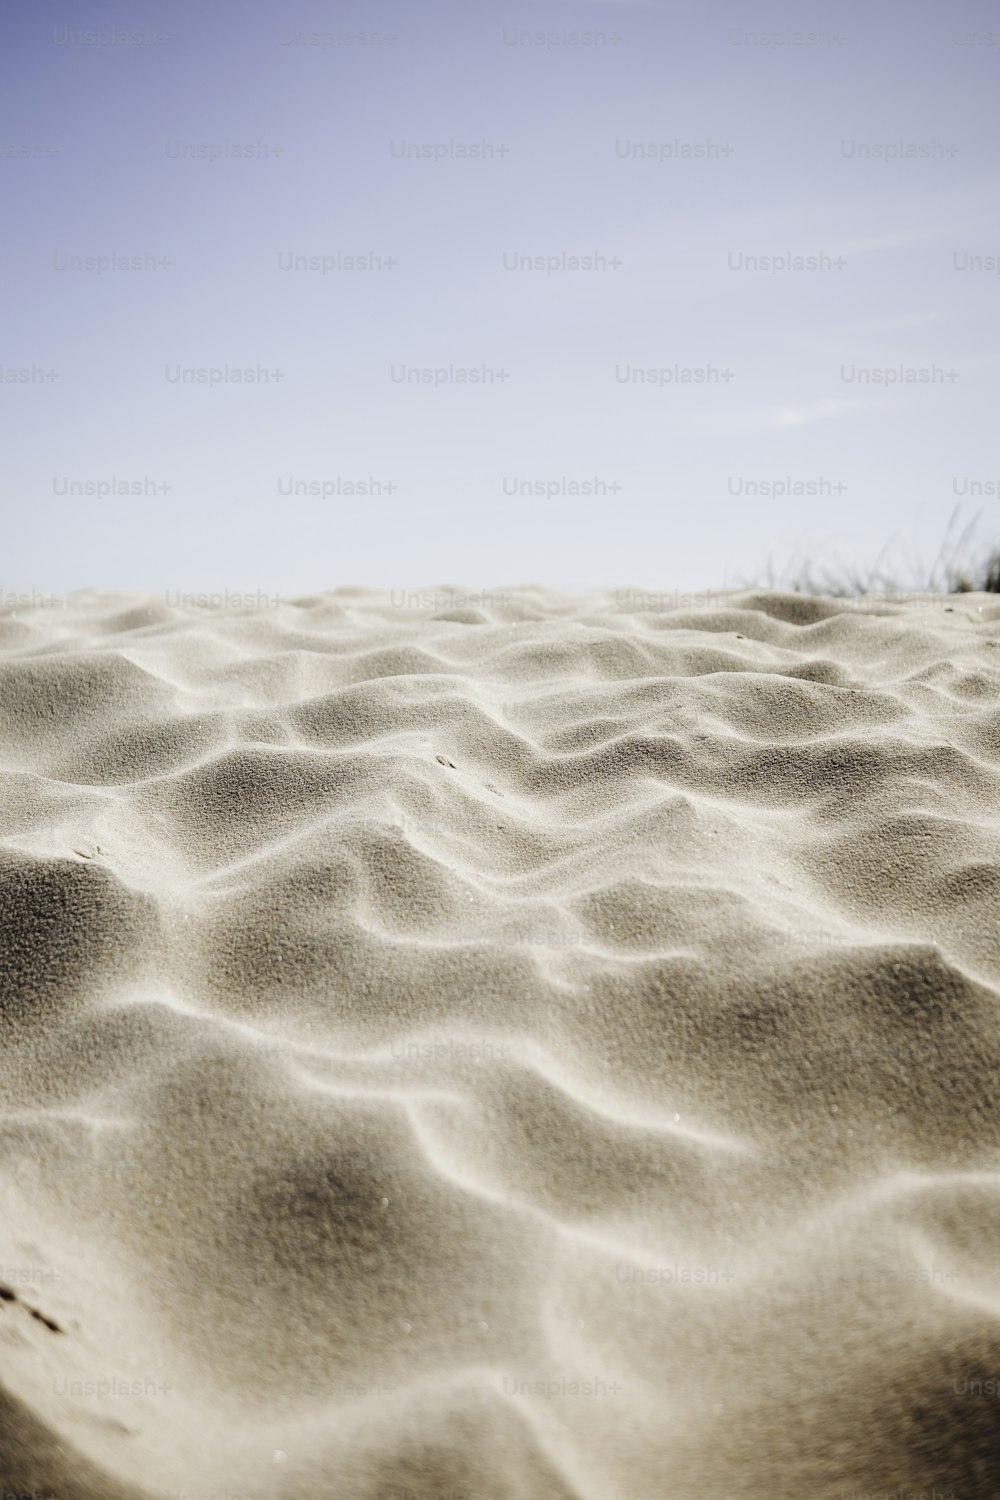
[748,507,1000,598]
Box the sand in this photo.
[1,584,999,1500]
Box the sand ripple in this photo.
[2,587,1000,1497]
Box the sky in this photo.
[2,0,999,598]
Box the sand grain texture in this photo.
[1,586,999,1499]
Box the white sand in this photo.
[1,585,999,1499]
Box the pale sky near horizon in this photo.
[3,0,999,598]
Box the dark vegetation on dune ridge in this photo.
[749,506,1000,599]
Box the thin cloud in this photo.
[831,225,977,258]
[789,312,945,358]
[771,398,862,429]
[683,398,866,438]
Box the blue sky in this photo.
[3,0,998,595]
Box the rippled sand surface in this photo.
[2,586,1000,1500]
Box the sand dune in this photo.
[1,585,999,1498]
